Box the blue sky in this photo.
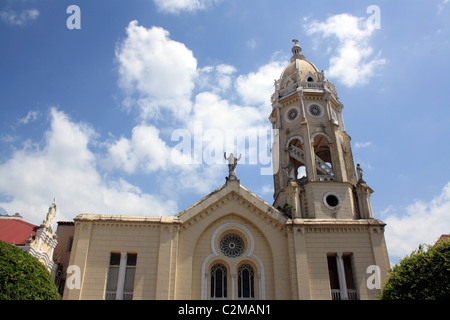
[0,0,449,264]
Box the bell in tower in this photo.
[269,40,373,220]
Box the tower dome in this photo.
[279,40,321,84]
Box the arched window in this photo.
[313,134,334,179]
[210,263,227,298]
[238,264,255,299]
[287,138,307,182]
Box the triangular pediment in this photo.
[177,179,287,226]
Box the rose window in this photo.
[220,234,244,258]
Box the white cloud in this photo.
[18,110,39,125]
[102,21,292,204]
[0,108,178,225]
[0,8,39,26]
[106,53,282,183]
[196,64,237,95]
[106,124,182,174]
[246,39,257,50]
[187,92,273,168]
[383,182,450,263]
[191,91,266,133]
[438,0,449,13]
[103,120,225,196]
[153,0,221,14]
[260,184,273,195]
[235,59,285,110]
[116,21,197,120]
[305,13,386,87]
[354,141,372,149]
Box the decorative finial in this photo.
[290,39,305,62]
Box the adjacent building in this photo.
[53,220,75,295]
[0,200,58,276]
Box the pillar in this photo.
[336,253,348,300]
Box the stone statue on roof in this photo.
[224,152,241,180]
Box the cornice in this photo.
[286,218,386,233]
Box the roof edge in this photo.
[74,214,179,224]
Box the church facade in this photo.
[64,42,390,300]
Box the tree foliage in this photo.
[0,240,60,300]
[380,239,450,300]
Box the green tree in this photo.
[379,239,450,300]
[0,240,60,300]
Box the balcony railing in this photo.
[123,292,134,300]
[274,81,336,102]
[317,175,334,182]
[105,291,134,300]
[105,291,116,300]
[331,289,358,300]
[302,82,324,90]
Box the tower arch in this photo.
[312,132,334,180]
[286,136,307,182]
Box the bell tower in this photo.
[270,40,374,220]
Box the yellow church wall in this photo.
[301,223,385,300]
[65,217,167,300]
[65,182,388,301]
[304,182,357,219]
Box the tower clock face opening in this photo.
[287,108,298,121]
[285,106,300,122]
[307,104,324,118]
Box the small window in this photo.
[307,77,314,82]
[110,252,121,266]
[126,253,137,266]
